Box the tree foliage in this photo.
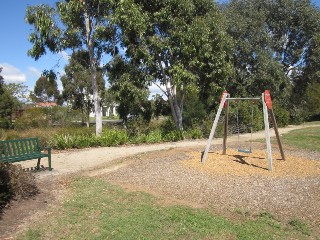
[113,0,233,129]
[107,55,151,123]
[26,0,117,135]
[3,83,30,104]
[61,50,105,126]
[25,0,320,130]
[0,68,17,129]
[224,0,320,121]
[32,70,61,103]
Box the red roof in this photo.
[36,102,57,107]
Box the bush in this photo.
[0,163,38,211]
[162,130,184,142]
[0,117,11,129]
[130,129,163,144]
[99,129,129,146]
[48,107,82,126]
[124,117,151,137]
[288,105,306,125]
[14,108,49,130]
[48,133,97,149]
[272,102,290,127]
[184,128,203,139]
[160,118,177,134]
[145,129,163,143]
[14,107,83,131]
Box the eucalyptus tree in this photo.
[26,0,117,135]
[107,55,151,123]
[0,68,16,129]
[61,50,105,127]
[224,0,320,109]
[304,32,320,118]
[114,0,233,130]
[33,70,60,103]
[265,0,320,106]
[3,83,29,104]
[224,0,289,99]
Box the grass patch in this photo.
[280,126,320,152]
[288,219,311,236]
[18,177,311,240]
[253,123,320,152]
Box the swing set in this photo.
[234,100,255,154]
[201,90,285,171]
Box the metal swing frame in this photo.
[201,90,285,171]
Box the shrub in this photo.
[0,163,38,211]
[130,134,146,144]
[145,129,162,143]
[0,118,11,129]
[48,133,97,149]
[125,117,151,137]
[288,105,306,125]
[160,118,177,134]
[14,108,49,130]
[185,128,203,139]
[99,129,129,146]
[272,102,290,127]
[48,107,82,126]
[130,130,163,144]
[14,107,83,131]
[162,130,184,142]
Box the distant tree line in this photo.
[3,0,318,131]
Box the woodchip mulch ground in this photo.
[100,143,320,234]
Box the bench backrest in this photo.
[0,138,41,160]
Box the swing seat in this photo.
[238,148,252,154]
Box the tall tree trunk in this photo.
[86,107,90,128]
[165,81,183,130]
[84,2,102,135]
[171,96,183,130]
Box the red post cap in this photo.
[264,90,272,109]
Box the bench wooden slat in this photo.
[24,140,29,154]
[5,142,12,158]
[11,141,17,156]
[0,138,52,170]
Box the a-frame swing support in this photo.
[201,90,285,171]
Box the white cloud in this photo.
[0,63,27,83]
[149,82,166,99]
[27,67,42,78]
[58,51,70,62]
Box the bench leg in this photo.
[37,158,41,170]
[48,155,52,171]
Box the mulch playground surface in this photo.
[183,149,320,177]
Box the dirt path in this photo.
[19,123,319,177]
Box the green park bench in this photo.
[0,138,52,171]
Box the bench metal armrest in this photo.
[41,146,51,154]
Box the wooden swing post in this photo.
[201,90,285,171]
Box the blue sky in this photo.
[1,0,320,92]
[0,0,68,90]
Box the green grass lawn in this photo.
[253,122,320,152]
[18,177,311,240]
[280,125,320,152]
